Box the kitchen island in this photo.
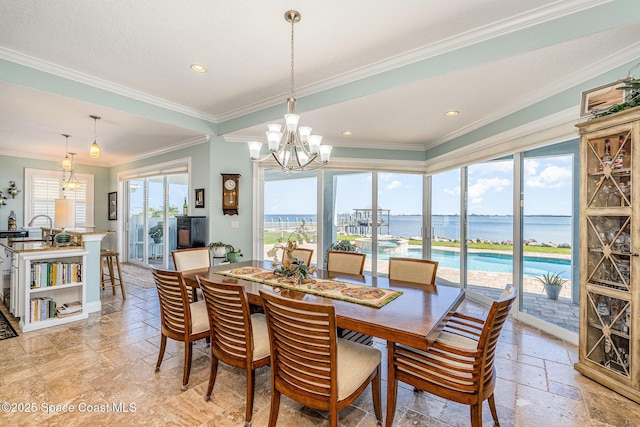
[0,230,110,332]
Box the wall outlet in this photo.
[231,221,239,229]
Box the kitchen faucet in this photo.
[28,215,53,243]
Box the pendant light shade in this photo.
[89,115,101,159]
[61,133,72,170]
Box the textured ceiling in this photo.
[0,0,639,166]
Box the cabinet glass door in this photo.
[584,127,633,378]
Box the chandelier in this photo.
[248,10,332,172]
[60,134,82,190]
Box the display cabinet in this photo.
[575,106,640,403]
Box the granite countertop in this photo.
[0,238,84,253]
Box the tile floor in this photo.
[1,266,639,426]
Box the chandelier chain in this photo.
[290,16,295,99]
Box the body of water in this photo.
[265,214,572,244]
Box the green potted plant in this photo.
[208,241,230,258]
[226,246,243,263]
[327,239,358,252]
[534,272,566,300]
[149,222,163,244]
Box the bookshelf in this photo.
[15,248,88,332]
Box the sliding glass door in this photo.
[263,170,318,265]
[126,173,188,268]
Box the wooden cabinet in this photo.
[11,248,88,332]
[176,216,207,249]
[575,106,640,403]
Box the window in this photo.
[25,168,95,227]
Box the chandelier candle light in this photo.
[248,10,332,172]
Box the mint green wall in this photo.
[0,155,110,231]
[208,138,255,258]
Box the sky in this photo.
[264,155,573,216]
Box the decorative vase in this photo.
[152,236,162,244]
[55,229,71,246]
[227,252,240,263]
[213,247,227,258]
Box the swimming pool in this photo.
[367,248,571,279]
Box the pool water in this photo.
[368,248,571,279]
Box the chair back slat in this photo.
[152,268,191,336]
[260,291,336,401]
[326,251,366,275]
[388,257,438,285]
[476,284,517,387]
[198,277,253,362]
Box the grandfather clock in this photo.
[221,173,240,215]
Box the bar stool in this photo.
[101,249,126,299]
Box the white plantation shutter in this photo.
[25,168,94,227]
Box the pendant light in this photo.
[89,115,101,159]
[62,133,72,171]
[60,134,82,191]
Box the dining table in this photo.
[181,260,465,351]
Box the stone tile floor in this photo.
[0,264,637,426]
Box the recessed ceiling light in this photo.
[341,131,353,136]
[190,64,207,73]
[444,110,459,117]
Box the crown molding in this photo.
[425,108,580,175]
[222,134,426,151]
[109,135,209,167]
[0,135,209,168]
[216,0,611,121]
[0,48,219,123]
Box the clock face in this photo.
[224,179,236,190]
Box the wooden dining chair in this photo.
[326,250,372,345]
[172,247,210,301]
[196,276,271,425]
[282,247,314,267]
[386,284,518,427]
[259,290,382,427]
[152,268,210,390]
[388,257,438,285]
[172,247,211,271]
[326,250,366,275]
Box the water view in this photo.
[265,214,572,244]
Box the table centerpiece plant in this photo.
[267,225,316,285]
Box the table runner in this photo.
[217,267,402,308]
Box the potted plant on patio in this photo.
[325,239,358,267]
[535,272,566,300]
[149,222,163,244]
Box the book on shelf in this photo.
[30,297,56,322]
[30,261,83,288]
[57,300,82,314]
